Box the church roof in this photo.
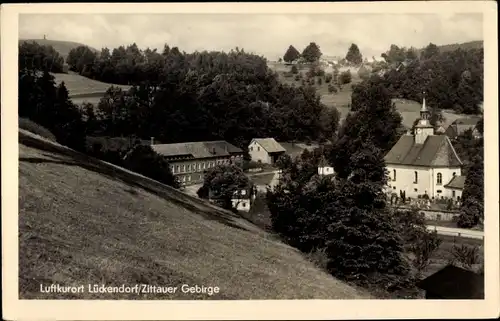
[385,134,463,167]
[444,175,466,190]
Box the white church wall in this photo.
[386,164,432,198]
[430,167,462,199]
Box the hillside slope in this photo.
[18,130,367,299]
[19,39,98,60]
[52,72,131,99]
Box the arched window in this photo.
[414,171,418,184]
[437,173,442,185]
[453,172,456,177]
[393,169,396,181]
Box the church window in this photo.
[453,172,456,177]
[437,173,442,185]
[452,190,456,198]
[414,171,418,184]
[393,169,396,181]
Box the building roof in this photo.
[444,175,466,190]
[251,138,286,153]
[278,142,319,159]
[446,117,482,137]
[417,265,484,299]
[318,155,330,167]
[152,140,243,159]
[385,134,463,167]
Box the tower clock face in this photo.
[416,128,422,134]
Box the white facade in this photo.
[232,198,251,212]
[387,164,462,199]
[318,166,335,176]
[248,140,272,164]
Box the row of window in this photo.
[171,158,231,174]
[392,170,456,185]
[249,146,260,152]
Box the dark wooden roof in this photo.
[444,175,466,190]
[384,135,462,167]
[152,141,243,159]
[417,265,484,299]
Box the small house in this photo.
[445,117,482,139]
[317,155,335,176]
[248,138,286,165]
[417,265,484,299]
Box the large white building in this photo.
[384,97,464,200]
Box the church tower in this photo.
[414,93,434,144]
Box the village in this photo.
[14,9,489,303]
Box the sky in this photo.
[19,13,483,60]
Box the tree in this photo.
[18,41,65,73]
[283,45,301,63]
[381,44,407,65]
[66,45,97,74]
[338,70,352,85]
[199,164,250,210]
[345,43,363,66]
[122,145,180,188]
[301,42,322,63]
[331,80,403,179]
[457,151,484,228]
[421,43,440,60]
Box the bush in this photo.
[294,75,300,81]
[325,74,333,83]
[327,84,338,94]
[291,65,299,74]
[339,70,352,85]
[19,118,57,142]
[317,77,323,85]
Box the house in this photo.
[248,138,286,165]
[317,155,335,176]
[417,265,484,299]
[385,96,464,199]
[208,185,257,212]
[445,117,482,139]
[152,140,244,186]
[443,175,466,201]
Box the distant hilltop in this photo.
[19,38,98,60]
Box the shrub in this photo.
[325,73,333,83]
[294,75,300,81]
[291,65,298,74]
[339,70,352,85]
[19,118,57,142]
[317,77,323,85]
[327,84,338,94]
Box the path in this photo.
[427,225,484,240]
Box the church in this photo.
[384,96,464,200]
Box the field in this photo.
[18,129,368,300]
[269,62,477,129]
[53,73,131,99]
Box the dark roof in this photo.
[384,134,462,167]
[249,173,277,186]
[278,142,319,160]
[445,175,466,189]
[152,141,243,159]
[417,265,484,299]
[251,138,286,153]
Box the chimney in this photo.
[150,137,154,145]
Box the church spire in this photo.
[414,91,434,144]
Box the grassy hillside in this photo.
[19,39,98,60]
[52,73,131,103]
[18,129,368,299]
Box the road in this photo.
[427,225,484,240]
